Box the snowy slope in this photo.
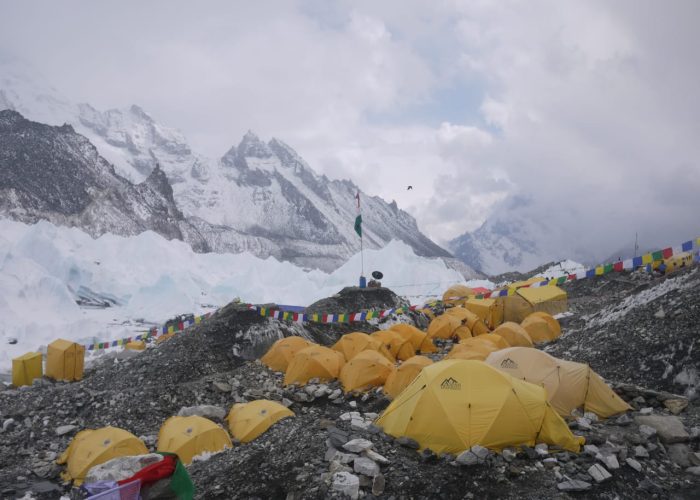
[0,63,472,275]
[0,218,468,371]
[449,197,595,276]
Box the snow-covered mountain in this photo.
[0,64,477,275]
[448,197,596,276]
[0,109,210,250]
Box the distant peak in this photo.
[129,104,152,121]
[238,130,272,158]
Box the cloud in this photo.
[0,0,698,261]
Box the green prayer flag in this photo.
[354,214,362,237]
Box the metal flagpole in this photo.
[356,190,365,283]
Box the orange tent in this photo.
[446,340,498,361]
[340,350,395,393]
[284,345,345,386]
[457,337,502,355]
[427,315,462,339]
[332,332,393,362]
[442,285,474,305]
[389,324,437,353]
[492,322,533,348]
[453,325,473,341]
[521,313,561,343]
[528,311,561,336]
[474,334,510,350]
[371,330,415,361]
[261,336,313,372]
[383,356,434,400]
[447,308,489,336]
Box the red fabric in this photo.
[613,262,624,272]
[662,247,673,259]
[471,287,490,295]
[568,274,577,281]
[118,454,176,488]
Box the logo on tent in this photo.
[500,358,518,369]
[440,377,461,390]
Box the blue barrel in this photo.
[359,276,367,288]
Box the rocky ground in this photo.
[1,279,699,499]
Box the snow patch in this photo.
[0,218,464,372]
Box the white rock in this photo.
[470,445,490,461]
[177,405,226,420]
[456,451,478,466]
[587,464,612,483]
[350,419,371,431]
[634,445,649,458]
[625,458,643,472]
[349,401,357,408]
[331,472,359,500]
[364,412,379,420]
[598,454,620,470]
[353,457,380,477]
[584,444,599,456]
[55,425,78,436]
[340,412,361,421]
[639,407,653,416]
[364,449,390,465]
[576,417,592,430]
[583,412,599,422]
[343,439,374,453]
[535,443,549,456]
[502,448,517,462]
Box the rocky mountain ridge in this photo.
[0,67,475,275]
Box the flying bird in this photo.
[407,185,413,190]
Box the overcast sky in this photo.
[1,0,699,254]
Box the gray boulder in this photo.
[635,415,689,444]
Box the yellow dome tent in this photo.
[444,307,471,321]
[157,416,232,465]
[340,350,395,393]
[427,314,462,339]
[526,311,561,335]
[375,360,584,454]
[371,330,416,361]
[46,338,85,382]
[455,337,502,356]
[447,308,489,336]
[442,285,474,306]
[464,298,504,329]
[384,356,433,400]
[473,333,510,350]
[444,347,488,362]
[227,400,294,443]
[261,336,313,372]
[453,325,473,341]
[284,345,345,386]
[521,313,560,344]
[57,426,148,484]
[492,322,533,348]
[389,324,437,353]
[485,347,632,418]
[332,332,394,362]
